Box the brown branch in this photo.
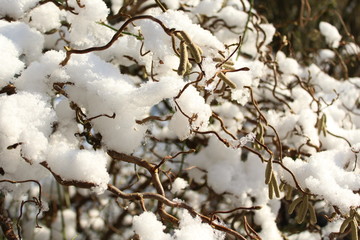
[210,206,261,222]
[244,215,262,240]
[193,130,230,147]
[39,0,78,15]
[40,162,97,188]
[60,15,176,66]
[107,184,247,240]
[217,36,242,69]
[326,130,358,170]
[270,63,294,112]
[155,149,196,170]
[273,160,308,195]
[0,84,16,95]
[0,193,19,240]
[244,86,268,124]
[0,179,43,240]
[211,112,237,140]
[106,150,174,223]
[135,115,172,124]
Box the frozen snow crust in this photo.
[0,0,359,239]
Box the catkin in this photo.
[350,220,358,240]
[355,212,360,223]
[186,62,192,73]
[271,176,280,198]
[265,160,273,184]
[308,203,317,224]
[179,31,202,63]
[255,123,264,150]
[268,181,274,199]
[218,72,237,89]
[213,57,224,62]
[213,57,235,65]
[222,63,236,70]
[279,182,285,191]
[177,41,188,76]
[322,114,327,136]
[285,185,293,201]
[289,197,302,214]
[296,196,309,224]
[340,217,352,233]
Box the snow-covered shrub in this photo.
[0,0,359,239]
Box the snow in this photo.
[169,84,212,140]
[171,177,189,194]
[217,6,248,28]
[26,2,64,33]
[0,35,24,85]
[0,20,44,63]
[194,0,223,16]
[342,42,360,55]
[133,211,225,240]
[241,23,276,57]
[0,92,54,180]
[66,0,112,48]
[133,212,171,240]
[277,51,301,75]
[174,211,225,240]
[319,21,342,48]
[138,9,224,60]
[318,49,335,61]
[0,0,39,19]
[51,209,78,240]
[0,0,359,239]
[46,139,110,193]
[254,205,282,239]
[281,148,360,212]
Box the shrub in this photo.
[0,0,359,239]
